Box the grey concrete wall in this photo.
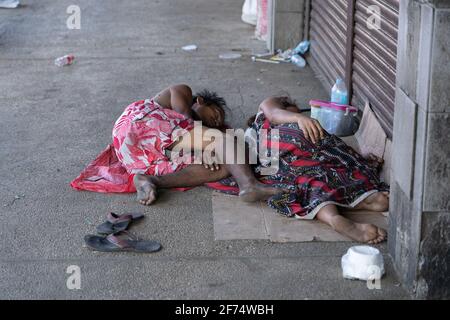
[269,0,306,51]
[390,0,450,299]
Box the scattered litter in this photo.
[4,194,25,207]
[0,0,20,9]
[291,54,306,68]
[254,41,310,68]
[289,41,310,68]
[253,51,273,58]
[269,56,290,63]
[54,55,75,67]
[182,44,198,51]
[219,52,242,60]
[251,56,280,64]
[294,40,310,55]
[276,49,294,61]
[341,246,385,281]
[269,48,296,63]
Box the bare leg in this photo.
[170,126,286,202]
[316,204,387,244]
[223,158,283,203]
[353,191,389,212]
[134,165,230,205]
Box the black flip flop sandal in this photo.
[96,212,144,235]
[84,231,161,253]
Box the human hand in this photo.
[296,114,325,144]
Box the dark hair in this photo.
[247,114,257,127]
[193,89,227,116]
[278,96,299,109]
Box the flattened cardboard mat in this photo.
[212,193,388,243]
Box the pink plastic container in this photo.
[309,99,358,136]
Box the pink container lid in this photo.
[309,99,358,113]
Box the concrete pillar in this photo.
[268,0,306,51]
[390,0,450,299]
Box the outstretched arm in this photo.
[259,97,325,144]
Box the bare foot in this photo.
[332,215,387,244]
[133,174,158,206]
[355,192,389,212]
[239,182,287,203]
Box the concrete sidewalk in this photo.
[0,0,408,299]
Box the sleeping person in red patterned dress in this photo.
[71,84,285,204]
[135,96,390,244]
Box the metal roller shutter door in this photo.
[307,0,399,138]
[309,0,349,89]
[351,0,399,138]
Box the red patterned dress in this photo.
[207,112,389,219]
[71,99,194,193]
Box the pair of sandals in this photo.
[84,212,162,253]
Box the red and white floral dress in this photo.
[71,99,194,193]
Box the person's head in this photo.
[192,89,227,129]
